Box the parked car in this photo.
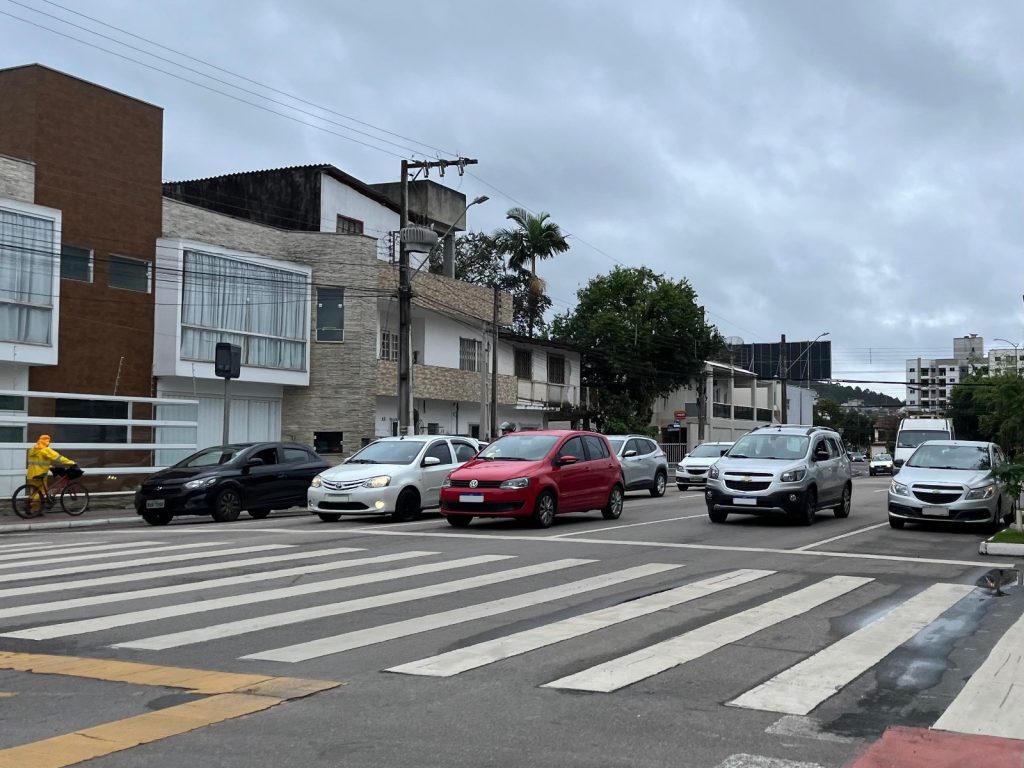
[308,436,481,522]
[851,452,866,463]
[439,430,624,528]
[135,442,328,526]
[887,440,1017,529]
[676,441,734,490]
[869,453,894,476]
[704,425,853,525]
[605,435,668,496]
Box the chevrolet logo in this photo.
[743,477,752,483]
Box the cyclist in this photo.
[26,434,77,503]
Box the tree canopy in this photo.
[552,266,722,433]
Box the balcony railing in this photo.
[517,379,579,408]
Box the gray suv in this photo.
[705,425,853,525]
[606,435,669,497]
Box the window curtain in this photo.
[0,210,54,345]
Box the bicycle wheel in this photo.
[11,484,45,519]
[60,482,90,516]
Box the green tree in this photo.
[493,208,569,337]
[948,372,987,441]
[949,372,1024,451]
[552,266,722,433]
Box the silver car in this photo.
[676,441,734,490]
[887,440,1017,529]
[308,436,480,522]
[606,435,669,497]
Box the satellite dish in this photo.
[726,336,745,346]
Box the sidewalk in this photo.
[845,726,1024,767]
[0,500,143,534]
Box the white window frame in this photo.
[380,329,399,362]
[108,254,152,293]
[460,337,482,372]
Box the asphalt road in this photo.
[2,473,1022,768]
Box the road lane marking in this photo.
[247,562,683,663]
[5,554,519,642]
[0,540,78,553]
[543,575,873,693]
[0,541,224,570]
[0,541,158,562]
[547,514,708,538]
[388,568,771,677]
[0,651,340,768]
[116,558,591,651]
[933,597,1024,738]
[729,582,975,714]
[0,549,427,620]
[792,523,889,551]
[1,544,293,583]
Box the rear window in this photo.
[583,435,610,460]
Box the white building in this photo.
[988,347,1023,375]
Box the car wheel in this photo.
[677,483,688,491]
[211,488,242,523]
[602,484,624,520]
[650,471,667,498]
[708,507,728,523]
[142,510,173,526]
[248,508,272,519]
[796,488,817,526]
[833,483,851,519]
[446,515,472,528]
[533,490,557,528]
[392,489,421,522]
[889,515,905,529]
[317,512,342,522]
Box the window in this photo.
[514,349,533,379]
[0,207,55,345]
[547,354,566,384]
[827,437,843,458]
[424,440,454,465]
[52,399,127,443]
[60,245,92,282]
[460,337,482,372]
[559,437,587,462]
[314,431,344,454]
[108,255,151,292]
[380,330,399,361]
[0,395,24,410]
[283,447,314,464]
[181,250,308,371]
[316,287,344,342]
[624,438,642,456]
[452,441,478,462]
[469,424,480,439]
[336,215,364,235]
[583,435,610,460]
[251,447,279,465]
[0,426,23,442]
[427,422,441,435]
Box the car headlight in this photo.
[708,465,720,480]
[890,481,909,496]
[310,475,322,488]
[965,484,995,500]
[500,476,530,489]
[184,477,217,491]
[362,475,391,489]
[780,468,807,483]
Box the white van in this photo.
[894,417,954,468]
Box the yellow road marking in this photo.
[0,692,13,698]
[0,652,342,768]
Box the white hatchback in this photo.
[308,436,480,522]
[677,441,734,490]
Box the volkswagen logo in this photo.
[469,479,479,488]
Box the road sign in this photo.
[673,410,687,420]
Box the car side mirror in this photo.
[246,457,265,467]
[557,455,578,466]
[623,449,638,458]
[683,453,690,459]
[422,456,442,467]
[813,450,829,462]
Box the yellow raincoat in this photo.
[26,435,74,490]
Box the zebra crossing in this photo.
[0,534,1011,738]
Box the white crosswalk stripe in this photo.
[388,568,773,677]
[728,582,975,715]
[4,554,520,641]
[115,558,592,651]
[246,562,685,663]
[0,541,162,562]
[0,539,60,550]
[0,540,98,556]
[543,575,874,693]
[0,541,226,570]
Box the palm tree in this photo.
[493,208,570,337]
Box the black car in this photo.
[135,442,329,526]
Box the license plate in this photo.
[145,499,165,509]
[459,494,484,503]
[733,497,757,506]
[923,505,949,517]
[329,494,350,503]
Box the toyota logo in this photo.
[469,479,479,488]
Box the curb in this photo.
[0,515,146,534]
[979,540,1024,556]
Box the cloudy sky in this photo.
[2,0,1022,397]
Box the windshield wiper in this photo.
[347,459,377,464]
[494,456,528,461]
[729,454,749,459]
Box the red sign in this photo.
[673,410,687,420]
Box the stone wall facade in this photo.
[0,153,34,202]
[376,360,517,405]
[377,265,514,326]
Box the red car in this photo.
[439,430,625,528]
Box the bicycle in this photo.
[11,466,90,519]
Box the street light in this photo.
[781,331,829,425]
[411,195,490,279]
[993,337,1021,373]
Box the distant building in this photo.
[905,335,985,412]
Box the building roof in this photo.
[498,331,583,354]
[0,63,163,110]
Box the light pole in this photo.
[781,331,829,424]
[410,195,489,281]
[993,338,1021,374]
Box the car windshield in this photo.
[728,433,809,460]
[898,429,951,448]
[479,434,559,461]
[690,443,728,458]
[873,454,892,462]
[175,445,245,468]
[607,439,625,454]
[346,440,426,465]
[907,445,991,470]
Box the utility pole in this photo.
[479,326,489,440]
[490,286,500,439]
[779,333,788,425]
[397,157,478,436]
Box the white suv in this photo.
[704,425,853,525]
[308,436,480,522]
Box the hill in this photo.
[807,381,903,407]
